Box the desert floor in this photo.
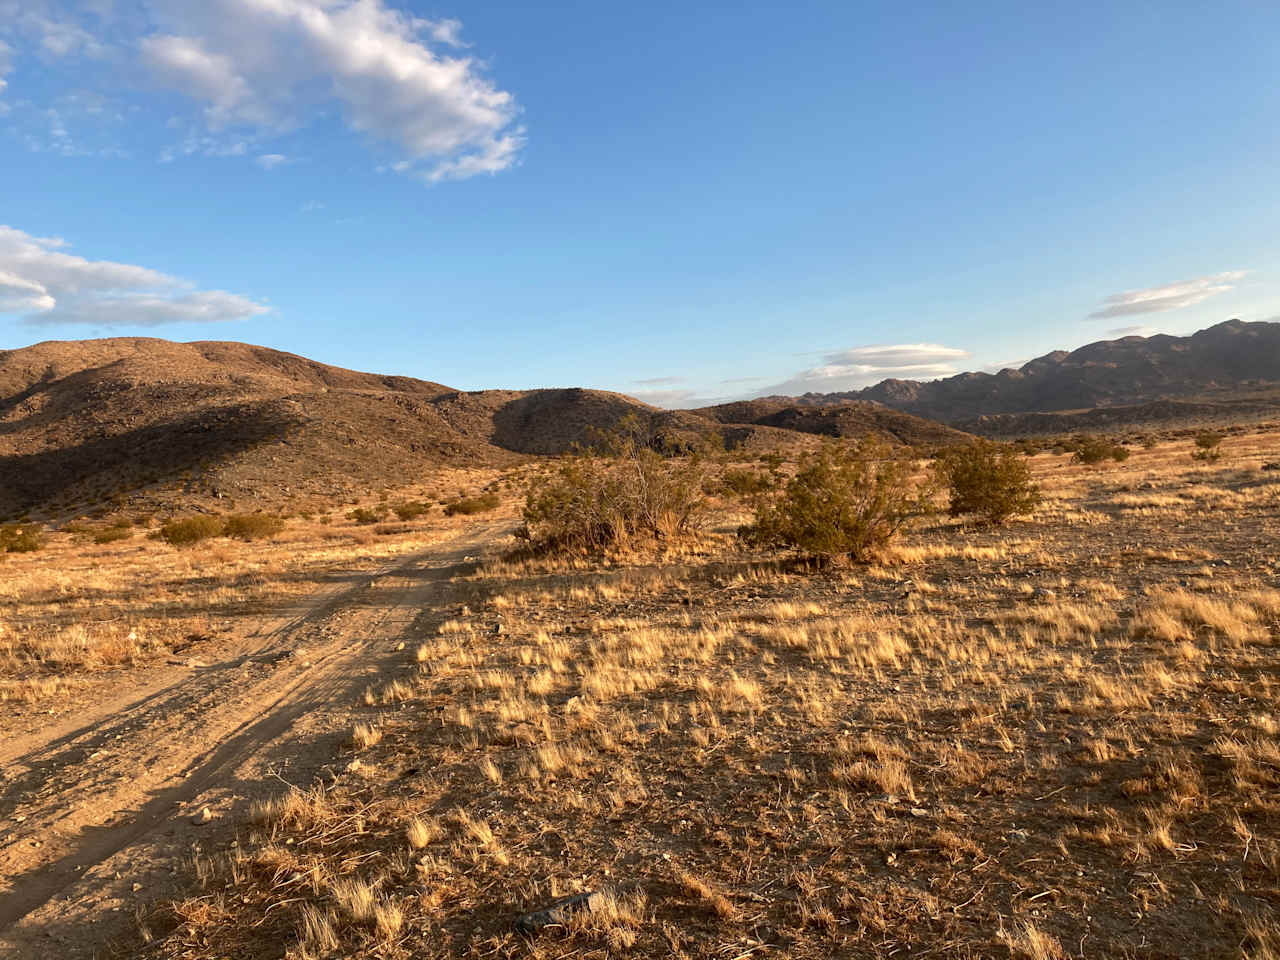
[1,434,1278,959]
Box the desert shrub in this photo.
[1072,435,1128,465]
[743,439,931,562]
[0,523,45,553]
[1192,431,1225,462]
[519,417,711,553]
[93,527,134,544]
[444,493,501,517]
[934,442,1041,524]
[718,468,775,499]
[392,500,432,521]
[758,452,785,471]
[223,514,285,541]
[374,523,413,536]
[347,506,387,525]
[159,515,225,546]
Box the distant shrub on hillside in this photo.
[444,493,501,517]
[1072,435,1129,465]
[159,515,225,546]
[347,506,387,525]
[93,527,134,545]
[224,514,285,541]
[718,468,776,499]
[392,500,432,521]
[0,523,45,554]
[934,442,1040,525]
[743,439,931,562]
[1192,431,1225,462]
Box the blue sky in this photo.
[1,1,1277,406]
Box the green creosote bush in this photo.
[743,438,932,562]
[933,441,1041,525]
[518,415,712,554]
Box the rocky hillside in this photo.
[791,320,1280,422]
[0,338,962,518]
[692,398,973,447]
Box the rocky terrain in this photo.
[785,319,1280,423]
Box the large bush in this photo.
[519,416,711,554]
[744,440,930,562]
[934,442,1041,524]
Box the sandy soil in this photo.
[0,520,510,959]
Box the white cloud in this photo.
[0,224,269,327]
[423,18,466,47]
[1088,271,1244,319]
[141,0,522,181]
[758,343,969,396]
[255,152,288,170]
[628,388,700,408]
[0,1,523,182]
[1107,324,1156,338]
[632,376,685,387]
[0,38,12,94]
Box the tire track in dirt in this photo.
[0,522,506,954]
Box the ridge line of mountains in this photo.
[1,319,1277,517]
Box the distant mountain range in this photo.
[773,320,1280,422]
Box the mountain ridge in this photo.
[774,320,1280,421]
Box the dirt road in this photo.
[0,522,507,958]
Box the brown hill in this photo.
[2,338,934,518]
[794,320,1280,423]
[692,398,973,448]
[0,338,501,518]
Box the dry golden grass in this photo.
[0,467,515,703]
[65,427,1280,957]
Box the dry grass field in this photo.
[116,431,1277,960]
[3,432,1279,959]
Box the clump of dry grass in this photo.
[350,722,382,750]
